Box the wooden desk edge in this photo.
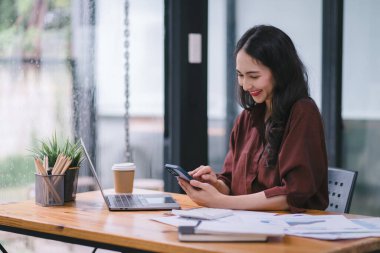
[1,190,380,253]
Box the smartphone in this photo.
[165,164,193,182]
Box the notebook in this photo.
[178,220,284,242]
[178,226,268,242]
[81,139,180,211]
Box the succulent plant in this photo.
[29,133,83,168]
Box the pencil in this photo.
[35,158,62,204]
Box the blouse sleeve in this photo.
[264,100,328,212]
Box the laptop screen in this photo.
[80,139,108,202]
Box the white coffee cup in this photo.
[112,163,135,193]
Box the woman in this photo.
[178,25,328,212]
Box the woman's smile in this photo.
[250,90,263,97]
[236,50,274,107]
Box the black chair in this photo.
[326,167,358,213]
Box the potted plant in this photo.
[30,134,84,202]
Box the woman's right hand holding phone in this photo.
[189,165,230,195]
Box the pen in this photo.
[287,220,325,226]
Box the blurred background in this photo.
[0,0,380,252]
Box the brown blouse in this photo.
[218,98,328,212]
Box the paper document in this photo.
[278,215,380,240]
[288,232,380,240]
[351,218,380,230]
[152,215,200,227]
[195,219,284,236]
[172,207,233,220]
[274,215,369,233]
[152,210,277,227]
[152,211,380,241]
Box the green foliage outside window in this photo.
[0,0,71,57]
[0,155,34,188]
[0,0,73,189]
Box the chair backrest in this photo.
[326,167,358,213]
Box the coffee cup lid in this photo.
[112,162,135,171]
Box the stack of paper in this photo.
[272,214,380,240]
[178,219,283,242]
[151,210,380,241]
[153,209,284,242]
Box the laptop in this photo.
[80,139,180,211]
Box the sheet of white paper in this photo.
[351,218,380,230]
[279,217,380,240]
[151,216,200,227]
[274,213,312,219]
[273,215,370,233]
[196,219,284,236]
[213,210,279,224]
[288,232,380,240]
[230,210,278,217]
[152,210,278,228]
[172,207,234,220]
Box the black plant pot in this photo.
[64,167,79,202]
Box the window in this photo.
[342,0,380,216]
[0,0,73,203]
[0,0,166,203]
[96,0,165,189]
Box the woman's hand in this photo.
[177,178,225,207]
[189,165,230,194]
[189,165,218,185]
[179,177,289,211]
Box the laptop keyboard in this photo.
[107,194,147,208]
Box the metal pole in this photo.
[124,0,132,162]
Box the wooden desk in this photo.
[1,189,380,253]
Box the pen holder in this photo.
[64,167,79,202]
[35,174,64,206]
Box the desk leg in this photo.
[0,243,8,253]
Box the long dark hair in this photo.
[235,25,309,168]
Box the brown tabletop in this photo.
[1,189,380,253]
